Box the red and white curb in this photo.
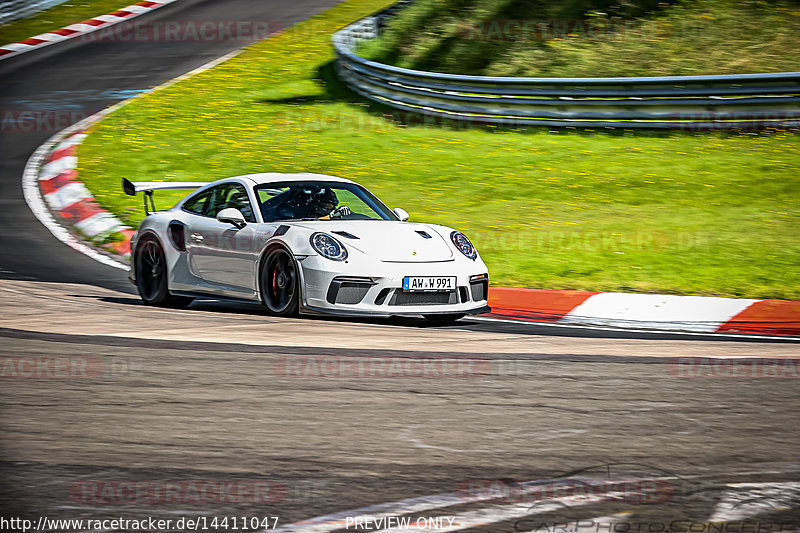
[22,49,241,272]
[0,0,177,61]
[488,288,800,337]
[23,120,133,271]
[38,132,135,258]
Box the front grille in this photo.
[327,278,374,305]
[459,286,469,303]
[389,291,457,306]
[336,283,371,304]
[470,280,488,301]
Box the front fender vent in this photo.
[168,221,186,252]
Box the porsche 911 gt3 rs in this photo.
[124,173,490,322]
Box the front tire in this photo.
[260,247,300,317]
[134,236,193,308]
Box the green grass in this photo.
[358,0,800,77]
[77,0,800,299]
[0,0,134,45]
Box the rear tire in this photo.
[260,247,300,317]
[134,236,193,308]
[424,313,466,324]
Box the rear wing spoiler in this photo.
[122,178,208,214]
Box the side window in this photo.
[208,183,256,223]
[183,190,212,216]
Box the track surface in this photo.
[1,0,799,530]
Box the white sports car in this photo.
[124,173,490,322]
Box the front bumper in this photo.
[297,255,490,317]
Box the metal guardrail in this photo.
[0,0,70,25]
[332,3,800,129]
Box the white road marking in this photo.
[708,482,800,521]
[272,476,800,533]
[272,478,670,533]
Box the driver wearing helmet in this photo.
[306,187,338,218]
[295,186,351,219]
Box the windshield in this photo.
[254,181,395,222]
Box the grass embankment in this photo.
[0,0,134,45]
[359,0,800,77]
[78,0,800,299]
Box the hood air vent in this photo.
[332,230,359,239]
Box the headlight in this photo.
[450,231,477,260]
[310,232,348,261]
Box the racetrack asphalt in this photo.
[1,0,799,529]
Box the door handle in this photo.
[190,233,204,242]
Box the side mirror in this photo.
[393,207,409,222]
[217,207,247,229]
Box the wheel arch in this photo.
[256,239,308,307]
[130,228,163,282]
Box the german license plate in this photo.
[403,276,456,292]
